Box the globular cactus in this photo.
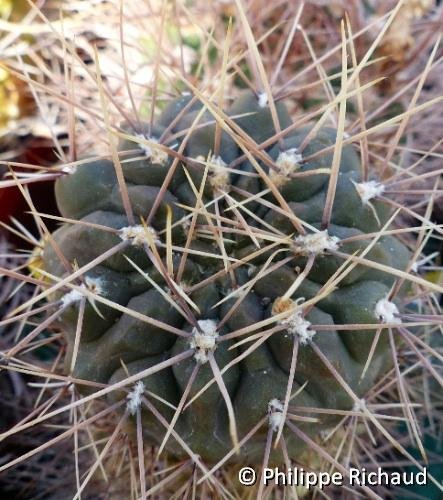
[1,0,443,497]
[41,88,411,465]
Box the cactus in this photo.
[40,87,412,465]
[1,1,443,498]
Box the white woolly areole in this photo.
[61,277,104,307]
[353,180,385,205]
[270,148,303,187]
[352,398,366,413]
[61,289,83,307]
[375,297,401,324]
[84,276,104,294]
[126,381,145,415]
[273,297,316,345]
[208,155,230,192]
[119,225,160,247]
[283,310,316,345]
[276,148,303,171]
[293,230,340,256]
[190,319,219,364]
[257,91,268,108]
[268,398,284,431]
[135,134,168,165]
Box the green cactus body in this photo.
[42,89,410,464]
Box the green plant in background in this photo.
[0,1,442,498]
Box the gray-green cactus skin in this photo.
[42,90,410,464]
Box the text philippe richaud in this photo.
[260,467,428,488]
